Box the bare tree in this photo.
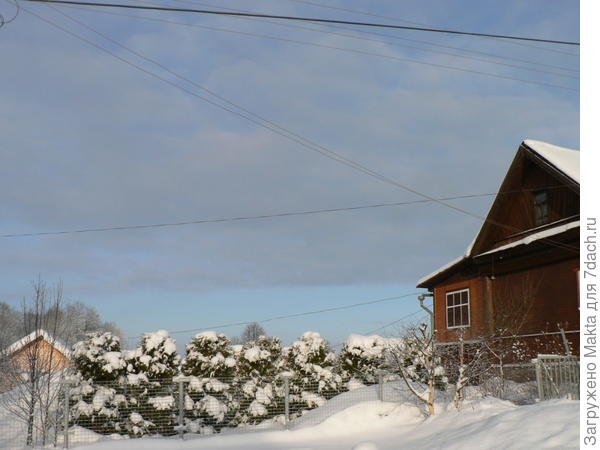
[444,329,488,409]
[386,323,446,415]
[0,302,21,381]
[0,279,70,447]
[0,302,21,350]
[241,322,266,343]
[482,273,544,396]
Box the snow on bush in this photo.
[234,335,284,425]
[182,331,237,432]
[283,331,342,418]
[123,330,180,436]
[69,332,127,434]
[338,334,389,388]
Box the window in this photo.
[446,289,470,329]
[533,190,549,226]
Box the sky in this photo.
[0,0,579,348]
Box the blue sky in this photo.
[0,0,579,348]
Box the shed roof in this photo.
[4,329,71,358]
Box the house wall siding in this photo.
[10,338,71,372]
[433,258,579,353]
[433,277,487,342]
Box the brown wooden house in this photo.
[1,329,71,392]
[417,140,579,356]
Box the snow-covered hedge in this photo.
[282,331,343,418]
[338,334,389,389]
[71,330,447,434]
[234,335,285,425]
[69,332,127,434]
[182,331,237,432]
[123,330,180,436]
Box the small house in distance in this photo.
[1,329,71,391]
[417,140,579,355]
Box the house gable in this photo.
[4,329,72,372]
[469,142,579,256]
[418,140,579,290]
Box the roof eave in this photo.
[416,256,470,289]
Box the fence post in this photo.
[173,375,188,440]
[178,378,185,440]
[282,373,291,428]
[377,371,385,401]
[558,327,571,356]
[533,358,543,401]
[63,382,70,449]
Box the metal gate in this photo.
[533,354,579,401]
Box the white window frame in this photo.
[446,288,470,329]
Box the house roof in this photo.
[523,140,579,184]
[4,329,72,358]
[417,255,467,287]
[417,139,579,289]
[476,220,580,257]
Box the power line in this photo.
[60,4,578,81]
[169,0,578,72]
[0,187,571,239]
[0,0,20,27]
[363,309,426,335]
[19,6,579,255]
[1,193,497,238]
[331,307,427,348]
[281,0,580,56]
[164,292,421,336]
[307,23,578,74]
[22,0,580,46]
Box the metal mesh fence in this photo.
[0,373,68,450]
[0,372,405,448]
[479,363,539,405]
[0,356,581,448]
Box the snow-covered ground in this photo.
[69,397,578,450]
[1,384,578,450]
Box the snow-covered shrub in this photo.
[123,330,180,436]
[234,335,284,425]
[69,332,127,434]
[181,331,237,432]
[282,332,342,418]
[338,334,388,388]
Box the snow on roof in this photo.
[524,139,580,184]
[4,329,72,358]
[417,255,467,287]
[477,220,579,257]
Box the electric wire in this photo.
[59,3,578,81]
[169,0,578,73]
[330,308,427,348]
[281,0,580,56]
[363,309,426,335]
[21,0,580,45]
[164,292,421,336]
[0,0,20,27]
[0,193,497,238]
[18,5,580,255]
[0,187,571,239]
